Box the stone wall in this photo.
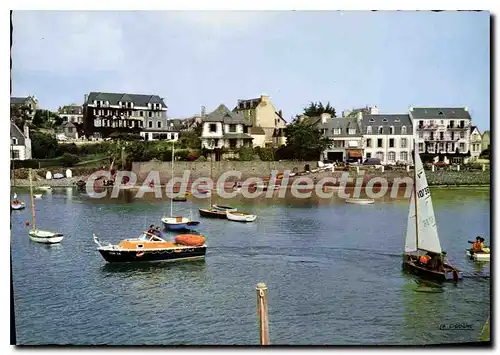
[132,160,318,183]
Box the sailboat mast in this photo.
[170,142,174,217]
[414,145,419,255]
[28,168,36,230]
[209,153,213,207]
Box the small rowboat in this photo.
[199,208,228,219]
[28,229,64,244]
[466,249,490,262]
[212,204,237,212]
[11,201,25,210]
[34,194,42,199]
[345,198,375,205]
[227,211,257,223]
[172,196,187,202]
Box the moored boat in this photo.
[33,194,42,199]
[38,186,52,190]
[226,211,257,222]
[11,200,25,210]
[28,229,64,244]
[345,198,375,205]
[172,196,188,202]
[27,169,64,244]
[161,216,200,231]
[92,232,207,263]
[199,208,228,219]
[212,204,237,212]
[402,145,462,283]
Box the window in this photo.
[378,126,383,134]
[366,126,372,134]
[366,152,372,158]
[11,137,18,145]
[377,138,383,148]
[157,122,162,128]
[210,123,217,132]
[376,152,384,161]
[439,143,444,151]
[148,121,153,128]
[348,128,356,135]
[140,111,143,117]
[148,111,152,118]
[382,118,388,122]
[418,143,424,151]
[400,151,408,161]
[369,118,375,122]
[394,118,400,123]
[389,126,394,135]
[439,132,444,140]
[139,121,143,127]
[400,138,407,148]
[451,132,455,140]
[418,132,423,139]
[459,143,465,152]
[388,151,396,162]
[419,120,424,127]
[389,138,394,148]
[229,139,237,149]
[366,138,372,148]
[460,131,465,139]
[229,124,236,133]
[333,128,341,135]
[440,120,444,124]
[11,150,19,159]
[401,126,407,134]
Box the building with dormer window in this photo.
[82,92,168,138]
[201,104,253,152]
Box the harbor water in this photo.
[11,187,490,345]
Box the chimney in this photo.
[320,112,331,124]
[23,124,29,139]
[84,94,88,104]
[278,110,283,117]
[464,106,468,111]
[370,105,379,114]
[357,111,363,122]
[260,95,270,103]
[201,106,206,117]
[409,106,414,111]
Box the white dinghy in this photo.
[226,211,257,223]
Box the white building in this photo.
[201,104,253,150]
[10,122,32,160]
[360,114,414,164]
[470,125,483,161]
[58,104,83,124]
[409,107,472,164]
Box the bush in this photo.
[175,149,190,161]
[60,153,81,167]
[256,147,275,161]
[238,147,254,161]
[195,155,207,162]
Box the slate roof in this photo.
[234,97,262,111]
[298,115,322,127]
[11,97,30,105]
[360,114,413,135]
[470,125,480,134]
[10,122,26,145]
[85,92,167,107]
[410,107,471,120]
[202,104,248,125]
[318,117,362,137]
[59,105,82,115]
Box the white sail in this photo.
[413,150,442,254]
[404,192,417,253]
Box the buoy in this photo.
[25,220,30,226]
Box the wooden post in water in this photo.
[256,283,270,345]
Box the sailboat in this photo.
[27,169,64,244]
[198,152,230,219]
[161,142,200,231]
[11,192,25,210]
[402,144,462,283]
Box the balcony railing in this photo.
[447,124,470,130]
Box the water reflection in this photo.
[101,259,207,274]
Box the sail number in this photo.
[417,187,430,199]
[422,216,435,227]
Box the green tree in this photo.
[31,131,59,159]
[33,109,63,129]
[303,101,336,117]
[179,123,202,149]
[283,121,332,160]
[11,104,33,129]
[480,147,491,159]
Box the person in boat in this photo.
[479,237,490,253]
[419,253,432,266]
[154,227,162,237]
[147,224,156,235]
[469,236,483,252]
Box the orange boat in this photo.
[92,230,207,263]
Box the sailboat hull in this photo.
[402,255,463,282]
[162,221,200,231]
[28,229,64,244]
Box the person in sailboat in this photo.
[419,253,432,266]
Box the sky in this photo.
[10,10,491,130]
